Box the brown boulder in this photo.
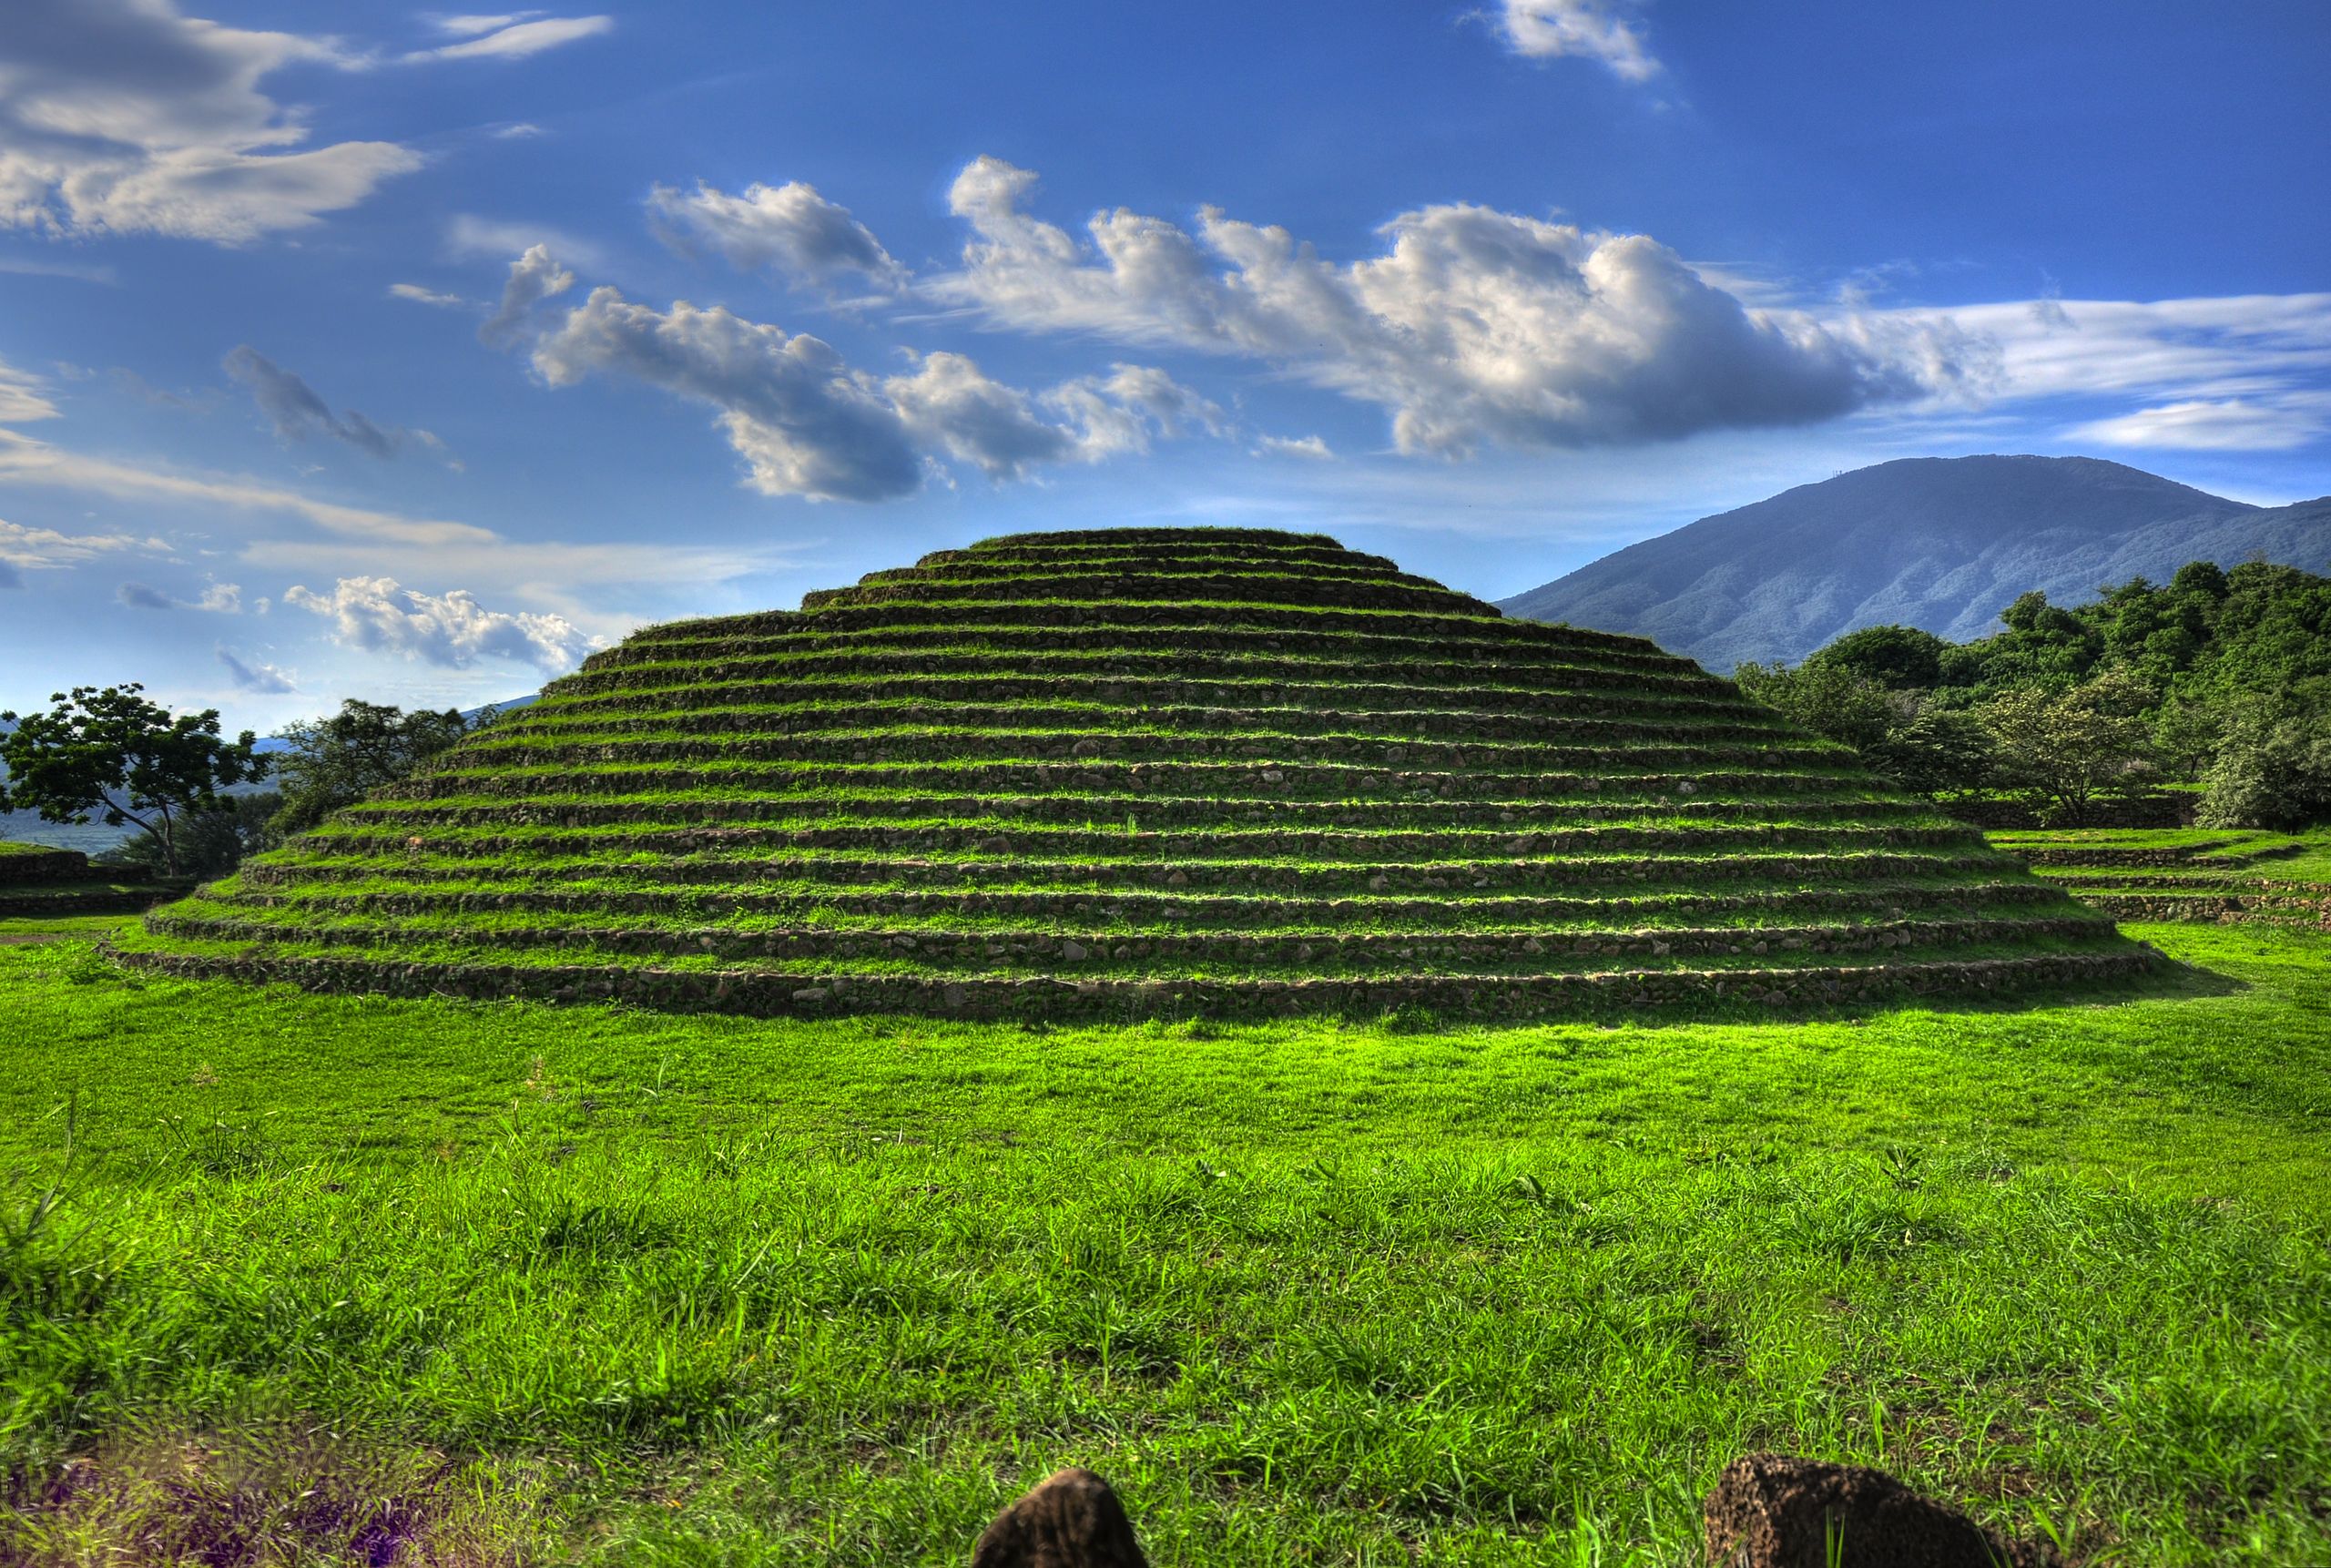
[1705,1454,2050,1568]
[971,1468,1146,1568]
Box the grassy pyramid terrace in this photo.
[120,527,2158,1018]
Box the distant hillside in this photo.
[1500,455,2331,669]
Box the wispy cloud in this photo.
[216,644,295,692]
[2064,396,2331,452]
[1254,433,1335,460]
[389,282,470,308]
[480,246,575,346]
[404,14,613,63]
[1495,0,1661,81]
[0,423,779,616]
[117,580,242,613]
[445,214,609,271]
[0,254,118,284]
[224,346,445,462]
[0,517,164,577]
[0,357,60,423]
[0,427,494,548]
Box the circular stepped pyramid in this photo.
[122,527,2158,1019]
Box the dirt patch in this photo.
[2,1423,555,1567]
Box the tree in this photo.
[1736,661,1992,797]
[1732,660,1897,752]
[1866,708,1994,798]
[2171,559,2230,601]
[1805,624,1948,690]
[0,684,268,876]
[1975,667,2154,824]
[270,699,472,835]
[2195,695,2331,830]
[97,791,283,880]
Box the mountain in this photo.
[464,694,538,724]
[1499,455,2331,670]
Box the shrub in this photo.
[2197,711,2331,830]
[98,792,283,880]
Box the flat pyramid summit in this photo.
[125,526,2155,1018]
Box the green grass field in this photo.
[4,917,2328,1565]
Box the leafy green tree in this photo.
[1731,660,1897,753]
[1866,708,1994,798]
[0,685,269,877]
[1776,559,2330,809]
[2194,690,2331,830]
[2171,559,2230,600]
[1805,624,1949,690]
[1975,667,2155,824]
[1974,589,2103,692]
[98,791,283,879]
[1737,659,1993,797]
[270,699,472,835]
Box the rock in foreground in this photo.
[1704,1452,2051,1567]
[971,1468,1146,1568]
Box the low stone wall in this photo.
[0,846,91,886]
[107,942,2162,1022]
[2077,891,2331,925]
[0,887,168,918]
[2020,845,2235,867]
[1946,792,2197,830]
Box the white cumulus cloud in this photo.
[0,0,421,244]
[649,179,905,290]
[524,280,1228,500]
[531,288,924,501]
[1497,0,1662,80]
[883,351,1074,480]
[1039,362,1230,462]
[283,575,600,672]
[480,243,576,346]
[929,157,1985,455]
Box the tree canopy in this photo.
[1734,559,2331,827]
[0,684,269,876]
[270,699,475,836]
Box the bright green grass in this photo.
[4,922,2328,1564]
[2004,829,2331,891]
[0,913,138,937]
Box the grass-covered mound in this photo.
[125,527,2154,1017]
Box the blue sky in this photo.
[1,0,2326,726]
